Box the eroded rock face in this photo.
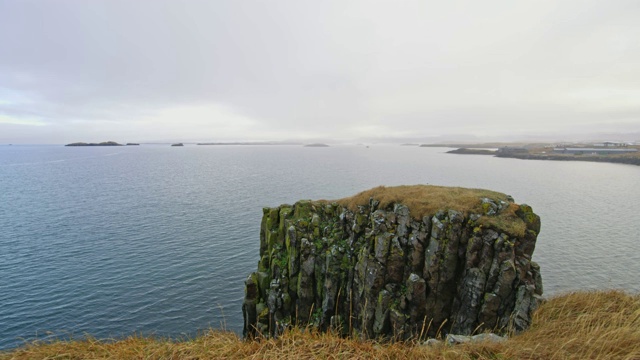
[242,194,543,340]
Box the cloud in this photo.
[0,114,46,126]
[1,0,639,143]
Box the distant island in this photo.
[126,143,140,146]
[304,143,329,147]
[65,141,123,146]
[446,148,496,155]
[171,143,184,147]
[197,141,302,146]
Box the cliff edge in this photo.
[243,185,543,340]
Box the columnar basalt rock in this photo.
[242,185,543,340]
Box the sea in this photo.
[1,144,639,350]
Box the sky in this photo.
[1,0,639,144]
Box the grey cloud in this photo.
[1,0,639,143]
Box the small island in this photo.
[446,148,496,155]
[171,143,184,147]
[126,143,140,146]
[65,141,123,146]
[303,143,329,147]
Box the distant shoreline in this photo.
[495,152,640,166]
[420,143,524,149]
[446,148,496,155]
[197,142,302,146]
[440,146,640,166]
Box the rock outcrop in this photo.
[243,185,543,340]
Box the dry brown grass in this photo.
[496,290,640,360]
[333,185,511,220]
[3,290,638,359]
[331,185,527,236]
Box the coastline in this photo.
[440,146,640,167]
[446,148,497,155]
[495,152,640,166]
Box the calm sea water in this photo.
[1,144,639,350]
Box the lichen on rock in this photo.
[243,185,543,340]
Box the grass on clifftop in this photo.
[334,185,512,218]
[333,185,526,236]
[3,290,638,359]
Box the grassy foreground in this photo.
[1,290,638,359]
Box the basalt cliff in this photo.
[242,185,543,340]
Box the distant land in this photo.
[420,142,530,149]
[126,143,140,146]
[65,141,123,146]
[197,141,302,146]
[303,143,329,147]
[171,143,184,147]
[433,142,640,166]
[446,148,496,155]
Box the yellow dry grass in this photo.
[333,185,511,220]
[330,185,526,236]
[2,290,638,359]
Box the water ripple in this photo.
[1,145,639,350]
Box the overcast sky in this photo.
[1,0,639,144]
